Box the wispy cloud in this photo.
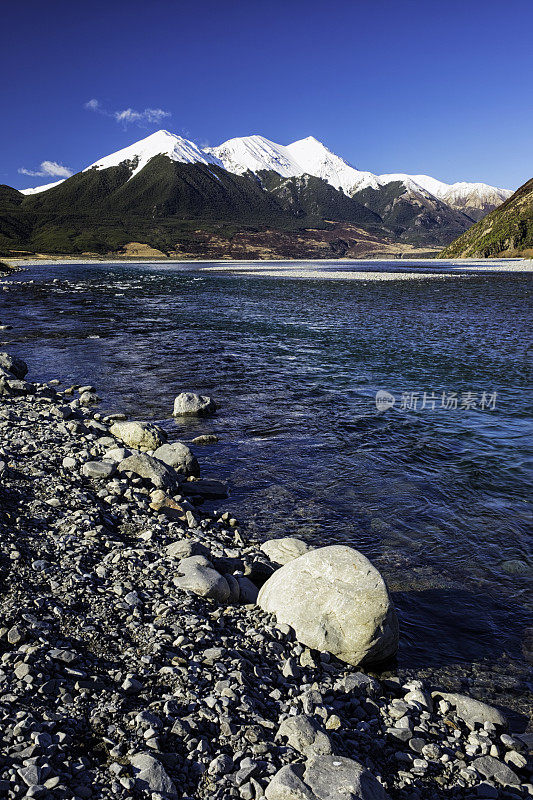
[18,160,73,178]
[85,98,171,128]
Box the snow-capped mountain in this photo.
[205,135,302,178]
[208,134,512,216]
[85,129,222,177]
[285,136,380,194]
[18,129,512,219]
[20,130,223,195]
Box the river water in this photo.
[2,260,532,724]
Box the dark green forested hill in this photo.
[441,178,533,258]
[0,158,384,256]
[0,155,485,258]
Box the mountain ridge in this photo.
[20,129,512,220]
[2,130,515,259]
[440,178,533,258]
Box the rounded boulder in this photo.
[173,392,217,416]
[257,545,398,667]
[110,421,166,451]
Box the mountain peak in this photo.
[84,129,222,179]
[205,135,302,177]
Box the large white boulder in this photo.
[110,421,166,451]
[257,545,398,667]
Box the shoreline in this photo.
[0,353,531,798]
[2,257,532,283]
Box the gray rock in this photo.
[82,460,116,479]
[432,692,508,729]
[79,390,99,406]
[265,756,389,800]
[103,447,132,462]
[173,392,217,416]
[236,574,259,604]
[258,545,398,667]
[110,420,166,451]
[335,672,380,696]
[472,755,520,786]
[260,537,312,565]
[117,453,177,489]
[0,352,28,379]
[165,539,210,560]
[153,442,200,476]
[174,555,230,603]
[276,715,332,757]
[130,752,178,797]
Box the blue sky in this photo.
[2,0,532,191]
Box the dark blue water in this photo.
[1,261,532,719]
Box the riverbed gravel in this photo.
[0,354,531,799]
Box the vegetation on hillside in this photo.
[0,156,481,258]
[441,178,533,258]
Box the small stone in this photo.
[82,460,116,479]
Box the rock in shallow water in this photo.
[258,545,398,667]
[173,392,217,416]
[0,351,28,379]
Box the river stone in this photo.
[153,442,200,476]
[103,447,132,462]
[117,453,177,489]
[257,545,398,667]
[236,574,259,604]
[165,539,210,560]
[174,555,230,603]
[276,715,332,757]
[265,756,389,800]
[0,352,28,379]
[81,461,116,479]
[471,755,520,786]
[261,537,312,565]
[130,752,178,797]
[110,420,166,451]
[173,392,217,416]
[431,692,508,729]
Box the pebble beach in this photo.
[0,351,531,800]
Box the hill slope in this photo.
[0,157,393,257]
[440,178,533,258]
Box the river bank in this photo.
[0,353,531,799]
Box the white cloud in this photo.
[85,98,171,127]
[18,160,73,178]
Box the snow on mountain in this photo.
[17,129,512,216]
[205,135,302,178]
[285,136,379,193]
[384,174,512,211]
[209,134,510,212]
[84,129,222,177]
[20,179,67,196]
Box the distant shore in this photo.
[2,256,532,281]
